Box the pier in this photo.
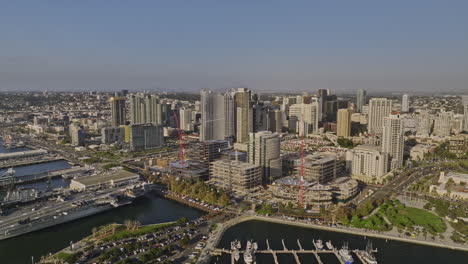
[0,157,63,169]
[212,239,378,264]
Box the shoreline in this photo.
[213,214,468,252]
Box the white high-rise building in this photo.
[289,101,319,135]
[368,98,393,134]
[402,94,410,112]
[247,131,282,183]
[200,89,225,141]
[382,115,404,170]
[179,108,193,131]
[351,145,388,183]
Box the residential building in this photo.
[382,115,405,170]
[449,135,468,156]
[110,96,126,127]
[247,131,282,183]
[368,98,392,134]
[129,123,164,151]
[296,153,338,184]
[236,88,253,143]
[337,108,352,138]
[351,144,389,183]
[200,89,225,141]
[402,94,410,112]
[129,94,162,125]
[433,111,453,137]
[209,160,262,193]
[101,127,125,144]
[356,89,366,113]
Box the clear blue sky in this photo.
[1,0,467,93]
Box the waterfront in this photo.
[0,192,204,264]
[212,220,468,264]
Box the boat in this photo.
[315,239,324,250]
[243,240,257,264]
[231,240,241,262]
[339,243,354,264]
[356,241,378,264]
[326,240,334,250]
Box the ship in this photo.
[326,240,334,250]
[356,241,378,264]
[243,240,257,264]
[315,239,324,250]
[339,243,354,264]
[0,186,148,241]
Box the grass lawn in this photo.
[383,201,446,234]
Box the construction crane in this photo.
[298,114,305,208]
[173,111,186,167]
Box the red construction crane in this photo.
[298,116,305,208]
[173,111,185,167]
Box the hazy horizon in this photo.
[1,1,467,93]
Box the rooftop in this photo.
[72,169,139,186]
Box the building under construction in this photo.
[208,159,261,193]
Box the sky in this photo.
[1,0,467,93]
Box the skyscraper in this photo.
[462,95,468,132]
[368,98,393,134]
[356,89,367,113]
[382,115,404,170]
[179,108,193,131]
[247,131,282,183]
[224,89,237,140]
[433,111,453,137]
[402,94,410,112]
[337,109,352,138]
[236,88,253,143]
[318,88,328,121]
[200,89,225,141]
[129,94,162,125]
[110,96,126,127]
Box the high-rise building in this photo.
[382,115,404,170]
[247,131,282,183]
[318,89,329,121]
[356,89,367,113]
[368,98,393,134]
[433,111,453,137]
[200,89,225,141]
[268,109,282,134]
[70,124,86,146]
[224,90,237,140]
[101,127,125,144]
[129,94,162,125]
[416,110,433,136]
[351,144,388,182]
[129,124,164,151]
[337,109,353,138]
[402,94,410,112]
[289,102,319,135]
[462,95,468,132]
[110,97,126,127]
[236,88,253,143]
[179,108,193,131]
[253,103,268,132]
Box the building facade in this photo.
[368,98,392,134]
[337,108,352,138]
[247,131,282,183]
[129,123,164,151]
[382,115,405,170]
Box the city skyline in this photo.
[1,1,468,92]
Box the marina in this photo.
[214,239,378,264]
[211,220,468,264]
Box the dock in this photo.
[0,167,84,187]
[0,158,63,169]
[212,239,378,264]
